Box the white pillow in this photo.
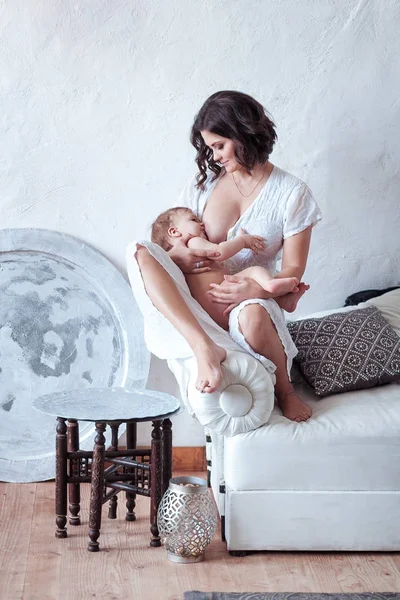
[366,289,400,336]
[292,289,400,328]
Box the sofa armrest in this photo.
[186,351,275,436]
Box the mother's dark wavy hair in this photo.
[190,90,277,189]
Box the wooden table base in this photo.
[55,418,173,552]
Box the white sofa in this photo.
[181,289,400,553]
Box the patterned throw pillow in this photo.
[287,306,400,397]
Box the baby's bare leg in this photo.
[237,267,299,297]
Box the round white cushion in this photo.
[220,385,253,417]
[187,351,275,436]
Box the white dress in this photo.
[179,165,322,378]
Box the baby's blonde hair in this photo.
[151,207,193,251]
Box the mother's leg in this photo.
[135,246,226,392]
[237,304,312,422]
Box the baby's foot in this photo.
[277,389,312,422]
[193,341,227,393]
[267,277,299,296]
[278,282,310,313]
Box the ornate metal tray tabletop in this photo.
[34,388,182,422]
[0,228,150,482]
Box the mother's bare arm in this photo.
[276,227,312,281]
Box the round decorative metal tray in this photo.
[34,388,181,422]
[0,229,150,482]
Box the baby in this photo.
[151,207,299,330]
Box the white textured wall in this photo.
[1,0,399,445]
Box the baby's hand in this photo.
[238,228,265,254]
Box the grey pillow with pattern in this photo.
[287,306,400,397]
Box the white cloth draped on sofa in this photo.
[126,240,275,437]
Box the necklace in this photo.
[231,165,267,198]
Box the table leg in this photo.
[107,424,119,520]
[161,419,172,495]
[55,418,68,539]
[67,419,81,526]
[125,422,137,522]
[88,422,106,552]
[150,420,162,547]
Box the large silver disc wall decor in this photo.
[0,229,150,482]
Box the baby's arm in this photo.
[188,229,264,261]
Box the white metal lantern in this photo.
[157,476,217,563]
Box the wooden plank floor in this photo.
[1,474,400,600]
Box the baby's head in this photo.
[151,207,205,251]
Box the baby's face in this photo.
[174,212,206,239]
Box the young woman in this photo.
[135,91,321,422]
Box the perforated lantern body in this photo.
[157,476,217,563]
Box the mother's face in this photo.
[200,131,239,174]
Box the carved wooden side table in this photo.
[33,388,182,552]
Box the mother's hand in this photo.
[168,241,220,274]
[207,275,269,316]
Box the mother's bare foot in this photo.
[278,282,310,313]
[277,389,312,422]
[194,341,226,393]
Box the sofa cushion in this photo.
[224,380,400,492]
[287,306,400,397]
